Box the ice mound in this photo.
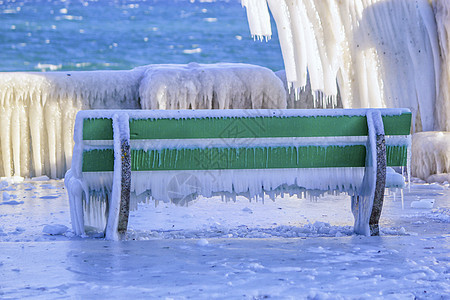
[43,224,69,235]
[411,132,450,182]
[138,63,286,109]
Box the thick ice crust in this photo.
[243,0,447,131]
[412,131,450,182]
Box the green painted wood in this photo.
[81,145,409,172]
[386,145,408,167]
[80,111,410,172]
[129,116,369,140]
[83,118,113,141]
[130,145,367,171]
[82,149,114,172]
[81,112,411,141]
[382,113,412,136]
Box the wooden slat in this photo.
[81,112,412,141]
[382,113,412,135]
[129,116,368,140]
[81,144,409,172]
[82,149,114,172]
[83,118,113,140]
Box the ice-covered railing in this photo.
[139,63,286,110]
[0,69,143,179]
[242,0,449,132]
[65,108,412,240]
[0,63,286,178]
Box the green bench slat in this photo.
[131,145,367,171]
[82,149,115,172]
[382,113,412,136]
[129,116,369,139]
[81,145,409,172]
[83,118,113,141]
[386,145,409,167]
[82,112,412,141]
[82,145,366,172]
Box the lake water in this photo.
[0,0,283,72]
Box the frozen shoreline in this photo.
[0,179,449,298]
[1,236,449,299]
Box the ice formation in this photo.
[138,63,286,109]
[0,70,143,178]
[433,0,450,132]
[65,108,411,239]
[0,64,286,178]
[411,132,450,183]
[275,70,343,109]
[242,0,448,131]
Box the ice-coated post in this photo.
[352,110,386,236]
[118,138,131,236]
[105,113,130,240]
[369,111,386,236]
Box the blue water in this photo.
[0,0,283,72]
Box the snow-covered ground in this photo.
[0,178,449,299]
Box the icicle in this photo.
[243,0,443,131]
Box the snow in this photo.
[411,199,435,209]
[242,0,450,132]
[0,178,449,299]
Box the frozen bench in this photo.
[65,109,412,240]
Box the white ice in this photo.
[412,131,450,183]
[0,69,143,179]
[242,0,450,132]
[138,63,286,109]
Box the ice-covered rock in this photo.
[411,199,435,209]
[42,224,69,235]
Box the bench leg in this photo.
[352,111,386,236]
[369,132,386,236]
[105,113,131,240]
[118,138,131,237]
